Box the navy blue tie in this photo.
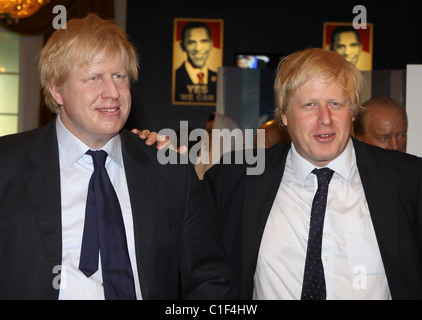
[301,168,334,300]
[79,150,136,300]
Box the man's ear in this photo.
[281,114,288,127]
[49,82,64,106]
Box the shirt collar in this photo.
[291,138,354,186]
[185,61,208,83]
[56,115,123,169]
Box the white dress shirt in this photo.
[56,117,142,300]
[253,139,391,300]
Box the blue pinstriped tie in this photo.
[301,168,334,300]
[79,150,136,300]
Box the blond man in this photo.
[204,48,422,299]
[0,14,236,300]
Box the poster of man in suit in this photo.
[172,18,223,105]
[323,22,373,71]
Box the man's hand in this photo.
[131,129,188,154]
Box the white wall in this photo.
[406,65,422,157]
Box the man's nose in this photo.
[318,105,333,126]
[102,77,120,100]
[388,137,399,151]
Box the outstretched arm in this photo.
[131,128,187,154]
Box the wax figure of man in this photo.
[203,48,422,299]
[354,95,408,152]
[0,14,236,300]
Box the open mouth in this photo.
[96,107,120,112]
[314,133,335,142]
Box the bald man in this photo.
[354,96,408,152]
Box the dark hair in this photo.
[180,21,211,51]
[330,25,361,50]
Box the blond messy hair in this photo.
[274,48,363,127]
[38,13,139,114]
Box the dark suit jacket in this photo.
[174,63,217,103]
[0,120,237,300]
[203,138,422,299]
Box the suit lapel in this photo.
[23,126,156,298]
[353,139,399,275]
[24,121,62,279]
[242,145,290,290]
[120,130,155,299]
[241,139,400,295]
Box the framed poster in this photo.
[172,18,224,106]
[323,22,373,71]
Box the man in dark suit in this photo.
[0,13,236,300]
[174,21,217,104]
[204,48,422,299]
